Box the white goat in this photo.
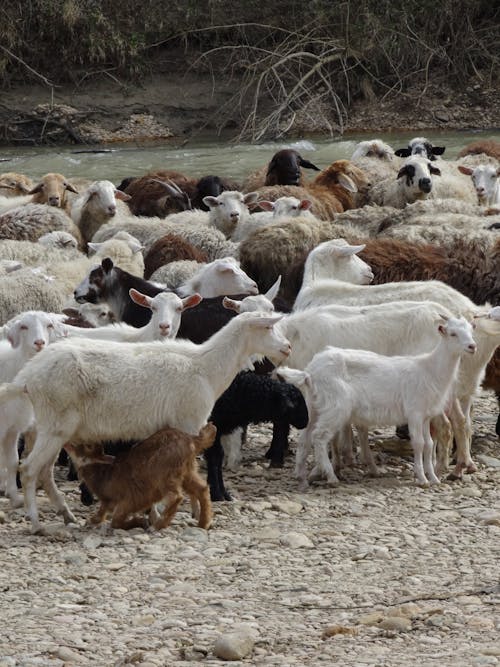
[458,164,500,208]
[293,239,476,316]
[0,311,291,532]
[369,156,441,207]
[278,316,476,488]
[65,290,201,342]
[0,311,67,506]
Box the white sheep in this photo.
[0,311,67,506]
[70,180,132,245]
[369,156,441,208]
[0,311,291,532]
[61,302,117,328]
[278,316,476,488]
[0,203,82,245]
[394,137,446,161]
[0,237,82,267]
[351,139,401,186]
[38,230,80,249]
[231,196,316,243]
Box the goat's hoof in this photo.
[447,471,463,482]
[60,510,77,525]
[465,463,478,474]
[297,480,309,493]
[326,477,340,487]
[210,490,228,502]
[223,490,233,501]
[268,460,284,469]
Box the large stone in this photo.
[280,532,314,549]
[213,631,255,661]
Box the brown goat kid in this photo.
[65,423,216,531]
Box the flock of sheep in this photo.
[0,134,499,534]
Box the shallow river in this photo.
[1,129,500,185]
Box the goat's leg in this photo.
[38,460,77,525]
[21,429,74,533]
[183,473,213,530]
[447,399,470,480]
[432,413,452,477]
[221,428,243,471]
[2,428,24,508]
[266,420,290,468]
[340,424,355,467]
[204,435,231,501]
[309,420,340,486]
[422,419,440,485]
[408,418,428,486]
[88,502,110,525]
[153,492,184,530]
[110,506,148,530]
[356,425,379,476]
[295,423,314,490]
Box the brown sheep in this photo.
[458,139,500,162]
[0,172,34,197]
[28,173,78,209]
[65,422,216,531]
[253,160,370,220]
[242,148,320,192]
[144,233,209,280]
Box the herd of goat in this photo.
[0,134,499,533]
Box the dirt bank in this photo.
[1,75,500,147]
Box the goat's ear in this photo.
[299,199,313,211]
[129,288,151,308]
[28,182,44,194]
[6,322,21,348]
[222,296,241,313]
[257,201,275,212]
[438,324,447,336]
[264,275,282,302]
[332,243,365,257]
[337,173,358,192]
[114,189,131,201]
[432,146,446,156]
[429,165,441,176]
[458,165,473,176]
[243,191,259,205]
[299,157,321,171]
[181,293,202,310]
[101,257,114,273]
[64,181,79,194]
[395,148,411,158]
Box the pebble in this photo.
[279,532,314,548]
[379,617,412,632]
[476,455,500,469]
[213,630,255,661]
[55,646,85,662]
[270,499,304,515]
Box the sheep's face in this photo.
[395,138,446,161]
[397,157,441,196]
[265,149,320,186]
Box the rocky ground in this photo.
[0,391,498,667]
[1,76,500,146]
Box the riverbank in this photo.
[1,74,500,147]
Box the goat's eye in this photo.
[47,323,54,329]
[176,306,182,312]
[151,306,157,312]
[100,312,107,317]
[450,333,457,337]
[20,325,28,330]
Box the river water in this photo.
[1,130,500,184]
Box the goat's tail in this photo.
[0,382,27,405]
[193,422,217,454]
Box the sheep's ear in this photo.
[243,192,259,205]
[257,201,275,212]
[438,324,447,336]
[337,173,358,192]
[62,307,79,318]
[299,199,313,211]
[264,275,282,302]
[64,182,79,194]
[299,158,321,171]
[181,293,202,310]
[222,296,242,313]
[395,148,411,158]
[6,321,21,348]
[114,189,131,201]
[202,196,219,208]
[397,165,409,179]
[87,242,101,255]
[28,182,44,194]
[129,288,151,308]
[429,165,441,176]
[432,146,446,156]
[101,257,114,273]
[458,165,473,176]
